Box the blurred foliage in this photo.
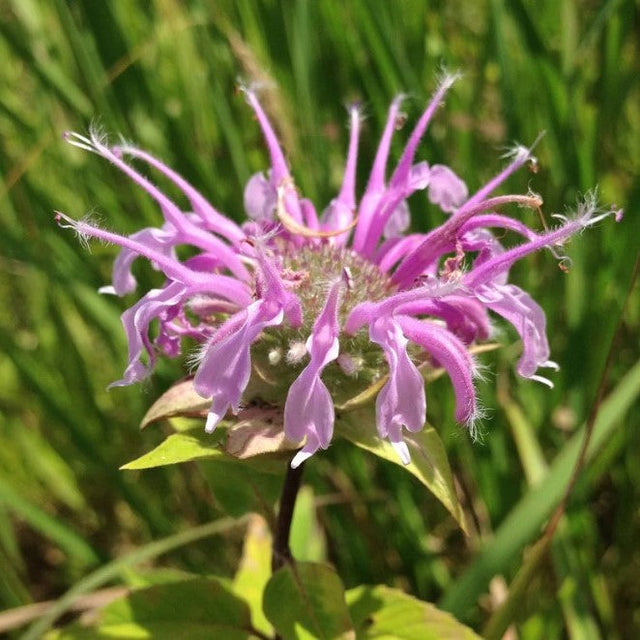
[0,0,638,638]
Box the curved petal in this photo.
[383,200,410,239]
[355,77,459,255]
[286,370,335,468]
[369,317,426,458]
[389,75,458,192]
[427,164,468,213]
[244,171,277,220]
[300,198,319,231]
[391,144,538,287]
[109,282,189,388]
[63,132,249,281]
[464,215,593,289]
[195,300,285,432]
[353,96,405,252]
[111,226,176,295]
[475,283,551,381]
[242,89,290,184]
[375,233,429,273]
[345,278,460,335]
[284,280,342,465]
[398,315,477,424]
[395,296,491,344]
[114,145,244,243]
[321,200,353,236]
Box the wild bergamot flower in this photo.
[57,75,616,468]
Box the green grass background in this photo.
[0,0,639,637]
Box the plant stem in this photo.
[271,461,305,573]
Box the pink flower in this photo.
[57,76,618,466]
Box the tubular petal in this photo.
[369,317,426,457]
[195,301,285,432]
[398,315,477,424]
[109,282,189,388]
[474,283,550,380]
[284,280,342,462]
[114,145,245,243]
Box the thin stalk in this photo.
[271,461,305,573]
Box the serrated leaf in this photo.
[336,408,468,534]
[263,562,355,640]
[346,585,482,639]
[48,578,258,639]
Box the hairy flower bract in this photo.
[57,75,617,468]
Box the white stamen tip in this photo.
[205,410,222,433]
[529,375,554,389]
[98,285,116,295]
[291,450,314,469]
[391,440,411,466]
[436,68,462,91]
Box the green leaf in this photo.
[128,398,299,473]
[121,424,294,474]
[126,416,288,516]
[140,378,209,429]
[47,578,257,639]
[233,515,274,636]
[122,426,285,515]
[346,585,482,640]
[120,429,227,470]
[263,562,355,640]
[336,408,468,534]
[24,517,249,640]
[199,460,283,517]
[290,486,327,564]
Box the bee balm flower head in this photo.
[57,75,618,468]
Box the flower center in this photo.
[249,240,397,406]
[278,241,396,326]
